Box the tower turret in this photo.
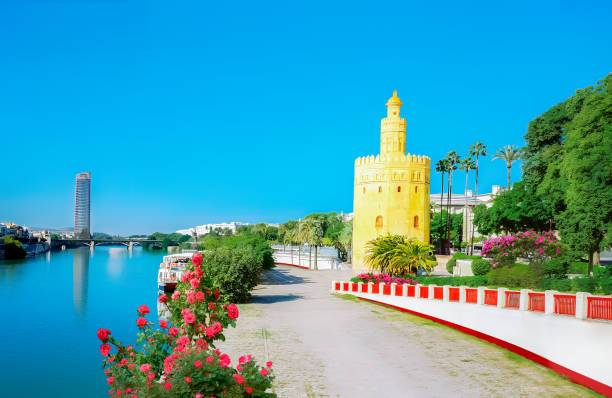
[380,91,407,155]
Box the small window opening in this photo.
[397,186,401,193]
[414,216,419,228]
[378,186,382,193]
[376,216,383,232]
[414,186,418,193]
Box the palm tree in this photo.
[468,142,487,254]
[492,145,522,189]
[283,226,296,264]
[434,159,448,248]
[305,219,324,270]
[459,157,476,250]
[365,235,436,276]
[444,151,460,244]
[338,220,353,263]
[297,220,313,269]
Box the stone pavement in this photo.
[218,265,599,397]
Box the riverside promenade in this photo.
[218,265,599,397]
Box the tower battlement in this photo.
[354,153,431,167]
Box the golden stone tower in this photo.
[352,91,430,271]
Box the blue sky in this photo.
[1,1,610,235]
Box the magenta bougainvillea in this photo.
[97,254,275,397]
[482,231,564,274]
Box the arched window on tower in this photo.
[397,186,401,193]
[378,186,382,193]
[414,216,419,228]
[375,216,383,233]
[414,186,418,193]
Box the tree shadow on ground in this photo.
[261,268,312,285]
[249,294,303,304]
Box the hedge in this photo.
[446,253,481,274]
[471,259,491,276]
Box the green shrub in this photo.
[571,277,598,293]
[488,263,539,289]
[543,257,569,277]
[599,277,612,295]
[550,278,572,292]
[471,259,491,276]
[204,247,263,303]
[417,275,488,287]
[539,278,554,290]
[446,260,454,274]
[568,262,588,274]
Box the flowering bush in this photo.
[98,254,275,397]
[482,231,565,274]
[350,273,417,285]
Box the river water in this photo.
[0,246,163,397]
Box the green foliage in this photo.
[543,257,570,277]
[446,260,454,274]
[471,259,491,276]
[567,261,588,274]
[199,232,274,270]
[599,277,612,295]
[571,277,598,293]
[142,232,190,250]
[488,263,540,289]
[365,235,437,276]
[1,235,26,259]
[416,275,488,287]
[430,210,463,247]
[204,247,263,303]
[550,278,572,292]
[472,182,552,235]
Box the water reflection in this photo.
[73,247,89,317]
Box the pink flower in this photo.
[220,353,231,367]
[172,291,181,301]
[100,344,111,357]
[169,327,179,336]
[196,291,205,302]
[183,311,196,324]
[136,317,147,328]
[232,374,244,384]
[107,376,114,384]
[190,278,200,289]
[227,303,239,319]
[159,320,168,329]
[185,377,191,383]
[206,356,214,364]
[195,394,202,398]
[246,387,252,394]
[140,364,151,373]
[164,382,171,390]
[177,336,190,346]
[266,361,272,367]
[187,292,196,305]
[97,328,111,342]
[138,305,150,316]
[211,322,222,334]
[194,267,203,278]
[260,368,269,376]
[192,253,203,266]
[194,360,202,368]
[158,294,168,303]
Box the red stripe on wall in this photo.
[274,262,309,270]
[357,296,612,397]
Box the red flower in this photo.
[164,382,171,390]
[158,294,168,303]
[169,327,179,336]
[100,344,111,357]
[159,320,168,329]
[194,360,202,368]
[196,291,205,302]
[190,278,200,289]
[140,364,151,373]
[227,303,239,319]
[191,253,203,266]
[208,302,216,310]
[266,361,272,368]
[246,387,252,394]
[138,305,150,316]
[107,376,114,384]
[183,311,196,324]
[185,376,191,383]
[214,289,220,299]
[97,328,111,342]
[260,368,269,376]
[136,317,147,328]
[147,372,155,381]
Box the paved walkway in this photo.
[218,266,599,397]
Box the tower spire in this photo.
[380,90,406,154]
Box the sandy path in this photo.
[218,266,599,397]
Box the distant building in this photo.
[0,222,31,239]
[74,171,91,239]
[430,185,501,240]
[341,212,354,222]
[176,222,250,236]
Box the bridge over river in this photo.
[51,238,179,250]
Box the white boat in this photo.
[157,253,192,293]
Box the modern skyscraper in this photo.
[74,171,91,239]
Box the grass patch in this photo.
[333,293,361,302]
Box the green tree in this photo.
[1,236,26,259]
[459,156,476,245]
[557,74,612,275]
[444,151,460,242]
[468,141,487,254]
[338,220,353,262]
[492,145,523,189]
[434,159,448,244]
[364,235,436,276]
[472,181,552,235]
